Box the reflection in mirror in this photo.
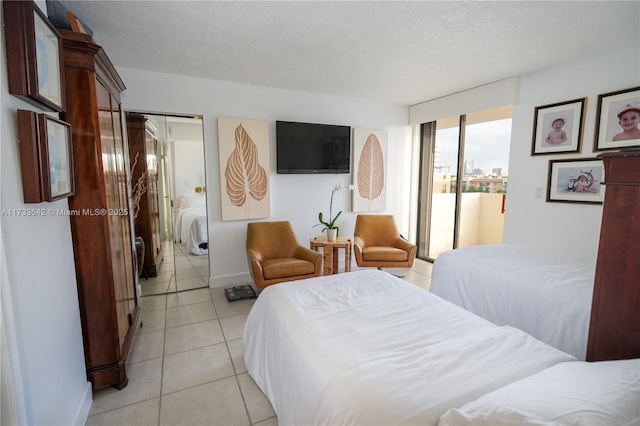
[126,112,208,296]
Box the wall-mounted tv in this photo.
[276,121,351,174]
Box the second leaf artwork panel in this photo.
[352,128,387,212]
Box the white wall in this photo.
[117,68,411,285]
[0,5,92,425]
[173,140,206,201]
[504,44,640,261]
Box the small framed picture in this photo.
[17,110,74,202]
[546,158,604,204]
[531,98,586,155]
[3,1,65,112]
[594,86,640,151]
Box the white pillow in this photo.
[438,359,640,426]
[176,196,191,209]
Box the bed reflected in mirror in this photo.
[126,111,209,295]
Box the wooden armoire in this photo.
[60,29,140,390]
[586,150,640,361]
[126,113,163,277]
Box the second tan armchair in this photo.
[246,221,323,288]
[353,215,417,271]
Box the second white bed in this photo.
[244,270,575,425]
[430,244,595,360]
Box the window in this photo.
[416,106,512,261]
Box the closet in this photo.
[587,150,640,361]
[61,29,140,389]
[127,113,163,276]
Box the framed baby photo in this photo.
[531,98,586,156]
[546,158,604,204]
[594,86,640,151]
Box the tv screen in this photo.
[276,121,351,174]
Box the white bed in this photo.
[430,244,595,360]
[244,270,576,425]
[174,196,208,255]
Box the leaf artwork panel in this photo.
[352,128,387,212]
[357,134,385,199]
[225,124,267,206]
[218,118,271,221]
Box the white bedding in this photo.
[430,244,595,360]
[244,270,575,425]
[174,206,208,255]
[439,359,640,425]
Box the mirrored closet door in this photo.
[126,111,209,295]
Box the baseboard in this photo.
[209,272,253,288]
[72,381,92,425]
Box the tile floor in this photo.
[140,240,210,296]
[85,259,433,425]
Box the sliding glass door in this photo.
[416,106,512,262]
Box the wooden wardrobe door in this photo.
[112,99,137,334]
[587,151,640,361]
[97,82,136,351]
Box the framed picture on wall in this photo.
[594,86,640,151]
[531,98,586,155]
[352,128,388,212]
[546,158,604,204]
[217,117,271,221]
[17,110,74,202]
[3,1,65,112]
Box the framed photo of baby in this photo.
[546,158,605,204]
[594,86,640,151]
[531,98,586,156]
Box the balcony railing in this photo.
[428,192,505,258]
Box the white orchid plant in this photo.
[314,183,343,236]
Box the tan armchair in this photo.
[246,221,323,288]
[353,215,417,272]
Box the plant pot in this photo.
[326,228,337,241]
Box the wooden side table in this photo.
[310,236,352,275]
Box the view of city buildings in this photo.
[433,151,508,194]
[431,118,511,195]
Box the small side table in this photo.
[310,236,352,275]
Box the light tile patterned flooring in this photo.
[140,240,210,296]
[85,259,433,425]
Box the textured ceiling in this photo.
[56,1,640,106]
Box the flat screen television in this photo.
[276,121,351,174]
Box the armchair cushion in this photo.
[362,247,408,262]
[262,258,316,280]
